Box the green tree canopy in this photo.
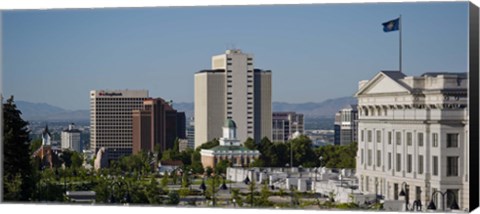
[3,96,34,201]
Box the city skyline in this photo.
[3,2,469,111]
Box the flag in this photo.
[382,18,400,32]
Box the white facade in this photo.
[194,49,272,148]
[200,119,260,168]
[61,123,82,152]
[355,71,468,211]
[90,89,149,161]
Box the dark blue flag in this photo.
[382,18,400,32]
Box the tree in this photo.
[231,188,244,207]
[195,139,219,152]
[145,177,163,204]
[71,151,84,169]
[290,135,317,167]
[243,137,256,150]
[214,160,231,175]
[165,191,180,205]
[257,182,273,207]
[205,167,213,177]
[29,139,42,154]
[61,150,73,168]
[3,96,34,201]
[314,142,357,169]
[161,172,169,188]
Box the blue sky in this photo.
[2,2,469,110]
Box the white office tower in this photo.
[90,90,149,161]
[194,49,272,148]
[61,123,82,152]
[355,71,468,210]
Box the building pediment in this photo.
[355,71,411,97]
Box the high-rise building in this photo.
[61,123,82,152]
[334,112,341,145]
[90,89,149,161]
[186,117,195,149]
[132,98,186,154]
[272,112,304,143]
[333,105,358,146]
[355,71,468,210]
[194,49,272,148]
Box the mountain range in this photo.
[15,96,357,122]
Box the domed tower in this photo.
[220,119,241,146]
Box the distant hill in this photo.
[273,96,357,118]
[15,96,357,122]
[15,101,89,122]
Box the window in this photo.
[447,156,459,176]
[361,130,364,142]
[361,149,364,164]
[388,132,392,145]
[418,133,424,147]
[396,132,401,145]
[418,155,424,174]
[388,152,392,170]
[407,154,412,173]
[447,133,459,148]
[396,153,401,172]
[368,150,372,166]
[368,130,372,142]
[394,183,399,200]
[446,189,459,208]
[432,133,438,147]
[433,156,439,176]
[366,176,369,191]
[377,150,381,167]
[376,130,381,143]
[407,132,412,146]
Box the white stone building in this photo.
[200,119,260,169]
[355,71,468,210]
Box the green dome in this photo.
[224,119,237,128]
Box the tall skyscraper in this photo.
[272,112,304,143]
[90,89,149,161]
[333,105,358,146]
[194,49,272,148]
[355,71,468,209]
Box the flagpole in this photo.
[399,14,402,73]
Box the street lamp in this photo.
[319,156,323,168]
[244,170,254,207]
[398,182,409,211]
[427,190,460,211]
